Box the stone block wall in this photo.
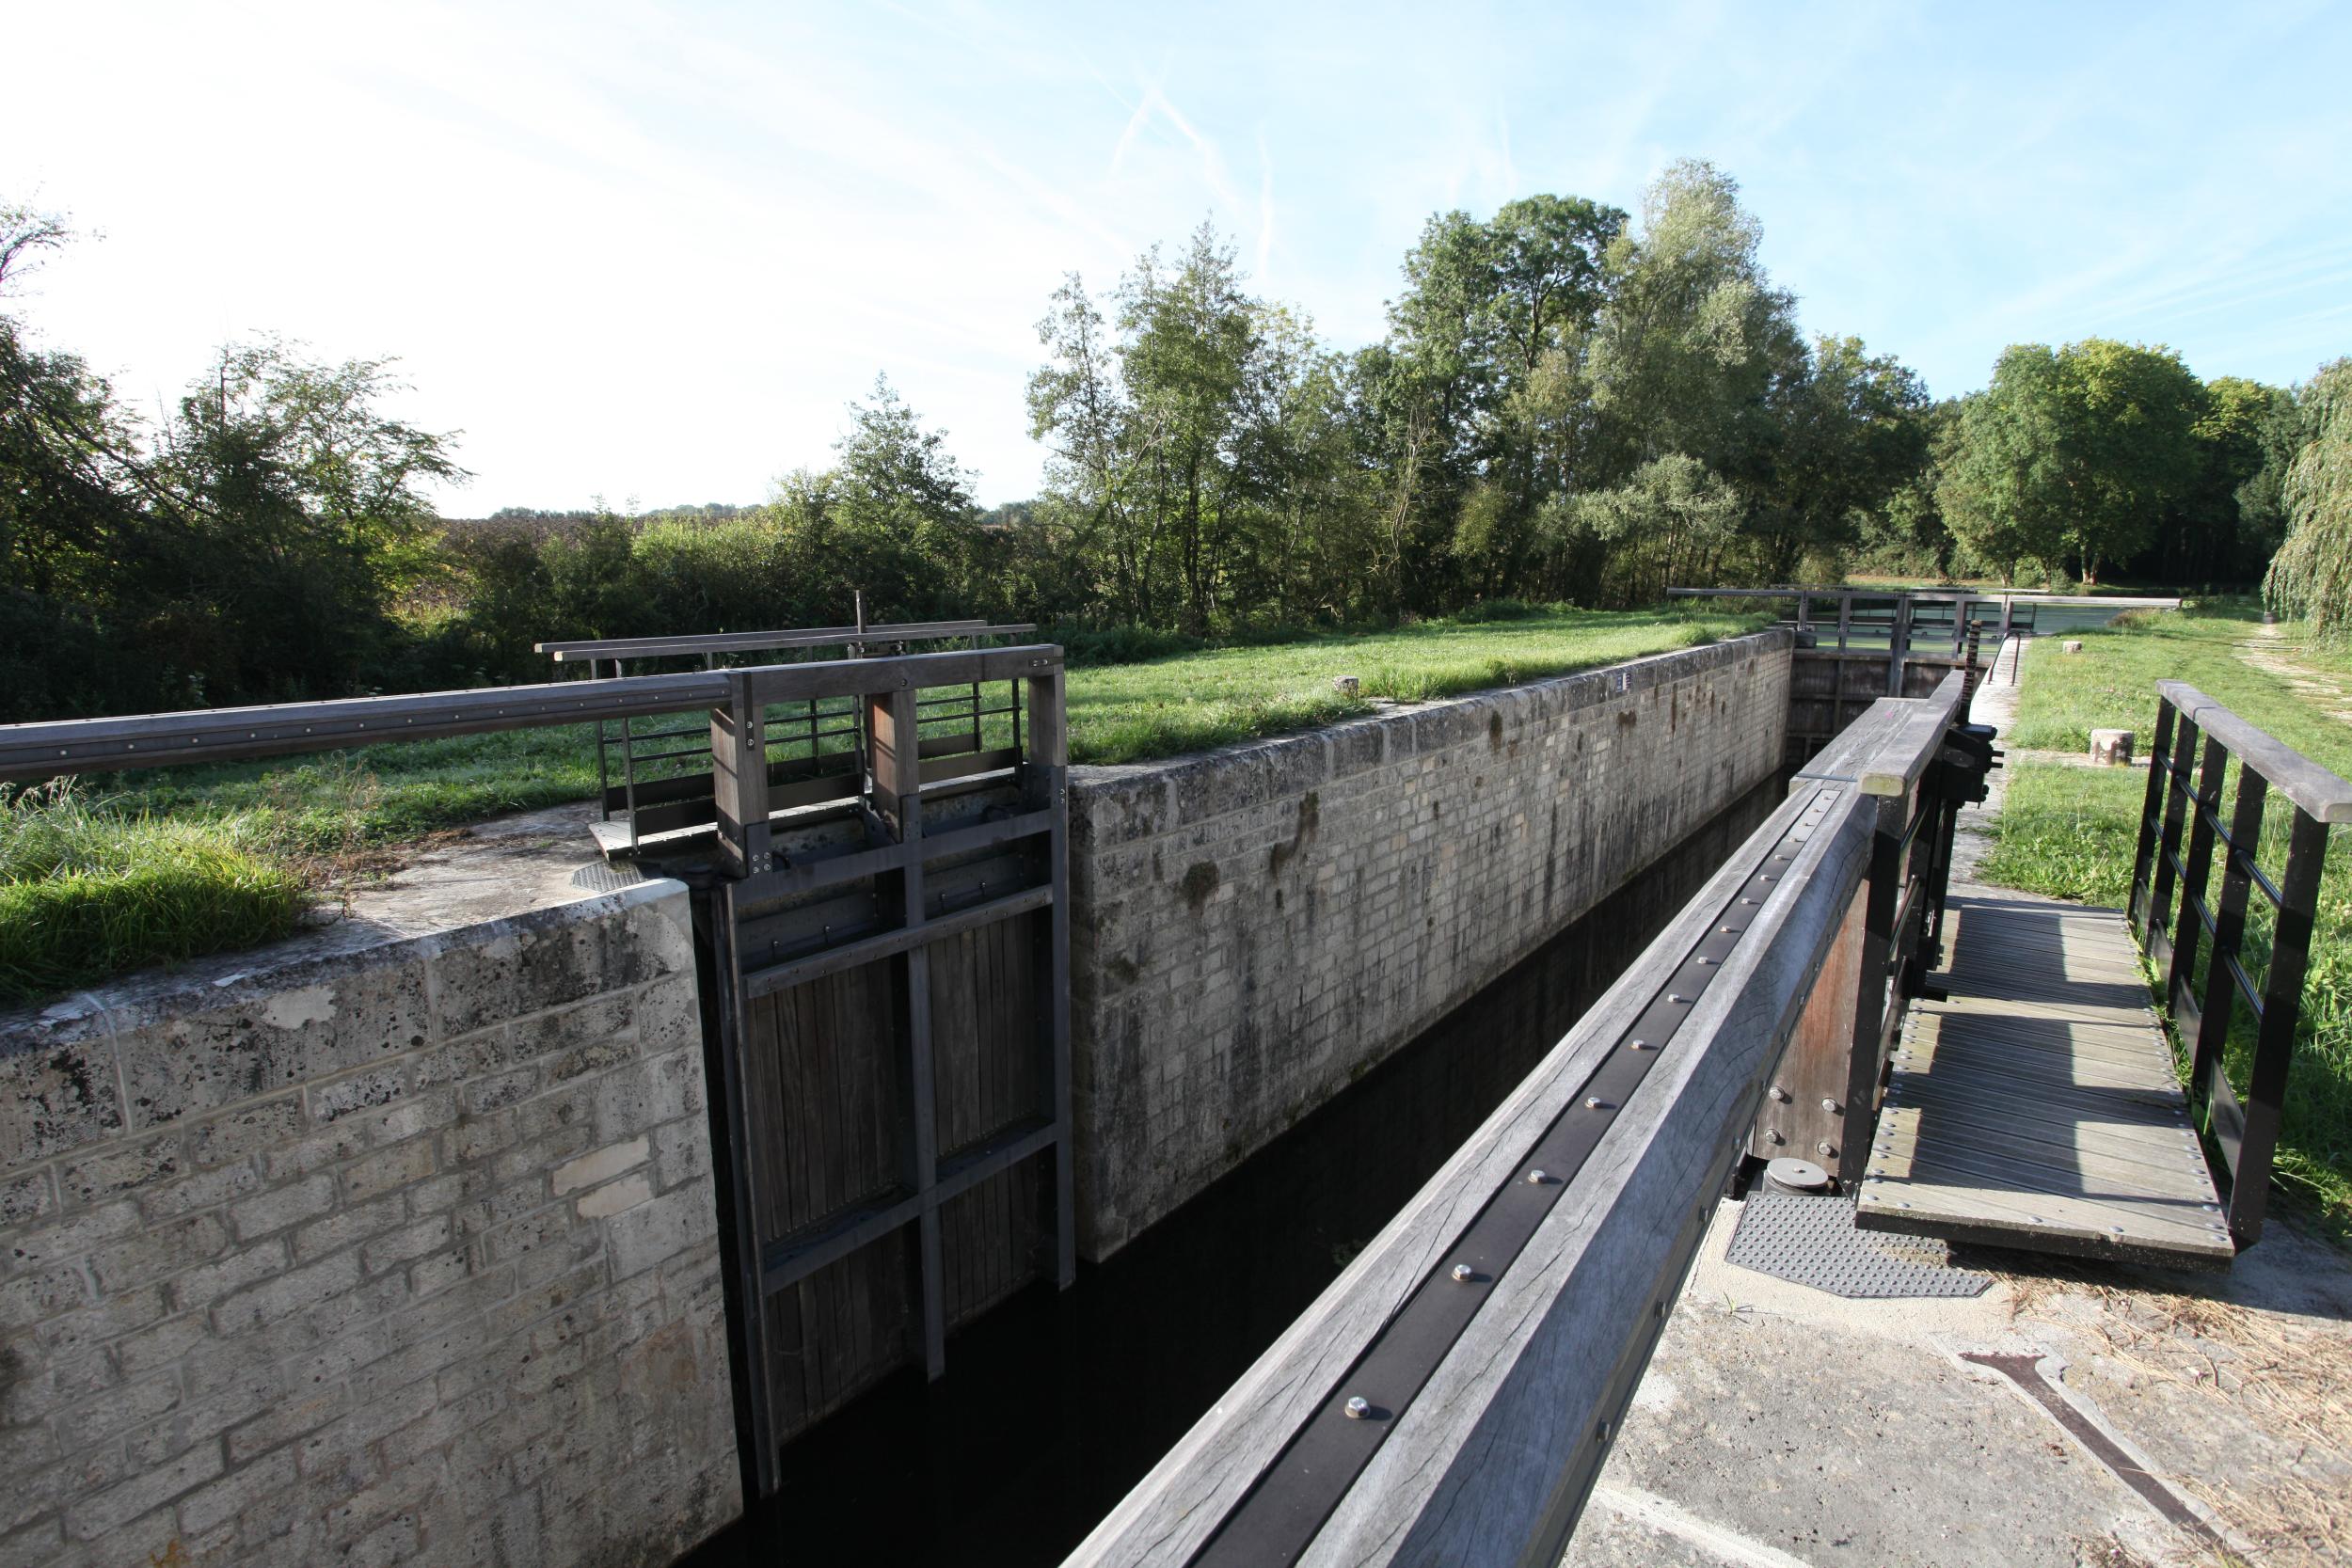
[0,877,740,1568]
[1067,630,1792,1257]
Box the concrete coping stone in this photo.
[1071,628,1790,837]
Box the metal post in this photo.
[2165,735,2230,1015]
[711,673,771,878]
[2192,767,2265,1109]
[593,657,625,829]
[2128,697,2178,936]
[2143,716,2200,958]
[618,656,642,853]
[1886,596,1914,697]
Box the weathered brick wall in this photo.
[1067,630,1792,1257]
[0,879,740,1568]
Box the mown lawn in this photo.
[1,603,1761,1001]
[1979,598,2352,1234]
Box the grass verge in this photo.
[1978,597,2352,1234]
[0,784,307,1001]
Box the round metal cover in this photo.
[1763,1157,1831,1194]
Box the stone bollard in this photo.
[2090,729,2135,767]
[1332,674,1361,697]
[2062,639,2084,654]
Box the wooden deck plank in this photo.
[1856,888,2233,1267]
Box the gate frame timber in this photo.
[701,643,1075,1497]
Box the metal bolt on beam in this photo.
[1527,1169,1550,1184]
[1450,1264,1475,1284]
[1344,1398,1372,1420]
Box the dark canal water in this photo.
[683,779,1778,1567]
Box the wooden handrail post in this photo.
[2233,808,2331,1245]
[1885,596,1914,696]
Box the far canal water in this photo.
[683,779,1780,1567]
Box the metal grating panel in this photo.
[1727,1189,1990,1299]
[570,860,648,893]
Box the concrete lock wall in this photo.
[1066,629,1793,1258]
[0,860,740,1568]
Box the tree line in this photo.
[5,169,2348,724]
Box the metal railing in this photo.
[1668,586,2179,687]
[0,672,736,783]
[1065,674,1984,1568]
[2130,681,2352,1246]
[530,618,1038,852]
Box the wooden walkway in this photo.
[1856,887,2234,1268]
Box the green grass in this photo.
[1978,597,2352,1233]
[3,603,1760,1001]
[1061,606,1758,764]
[0,784,307,1001]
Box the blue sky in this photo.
[7,1,2348,512]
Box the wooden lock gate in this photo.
[688,643,1078,1495]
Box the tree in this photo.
[1936,340,2207,586]
[2216,378,2303,580]
[1570,453,1741,604]
[2049,340,2206,582]
[1937,347,2071,584]
[1749,335,1931,581]
[2265,359,2352,641]
[158,341,465,696]
[1028,223,1367,632]
[2,204,469,715]
[1586,161,1797,483]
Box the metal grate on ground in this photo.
[1727,1189,1991,1299]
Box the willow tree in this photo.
[2265,359,2352,641]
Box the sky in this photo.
[6,0,2349,514]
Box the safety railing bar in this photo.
[536,619,1025,661]
[2183,892,2221,942]
[615,724,716,744]
[2229,846,2289,911]
[2222,951,2267,1022]
[619,746,726,768]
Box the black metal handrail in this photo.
[2129,680,2352,1246]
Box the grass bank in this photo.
[2,603,1761,1002]
[1979,598,2352,1232]
[0,784,307,999]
